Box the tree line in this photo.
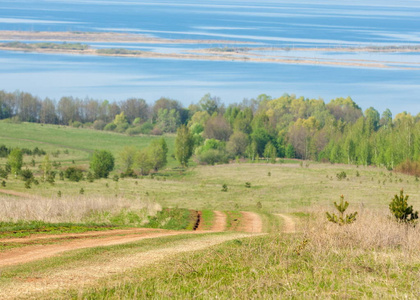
[1,90,420,172]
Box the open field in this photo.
[0,122,420,298]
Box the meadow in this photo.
[0,121,419,298]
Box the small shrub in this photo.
[336,171,347,180]
[113,174,119,182]
[389,189,418,223]
[21,169,34,181]
[79,188,85,195]
[326,195,358,225]
[57,190,62,197]
[87,171,95,183]
[256,201,262,209]
[64,167,84,182]
[104,123,117,131]
[0,168,8,179]
[395,159,420,177]
[356,171,360,177]
[24,180,31,189]
[268,172,271,177]
[93,120,107,130]
[1,180,6,187]
[221,183,228,192]
[245,182,251,188]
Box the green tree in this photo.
[175,125,194,167]
[326,195,358,225]
[389,189,418,223]
[263,141,277,163]
[41,154,52,181]
[135,149,153,175]
[90,150,115,178]
[149,138,168,171]
[8,148,23,175]
[119,146,137,173]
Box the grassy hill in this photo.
[0,121,420,298]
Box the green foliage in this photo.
[144,208,195,230]
[197,149,229,165]
[336,171,347,180]
[221,183,228,192]
[64,167,84,182]
[90,150,115,178]
[20,168,34,182]
[87,171,95,182]
[79,187,85,195]
[389,189,419,223]
[148,138,168,171]
[326,195,358,225]
[1,180,5,187]
[263,141,277,163]
[8,148,23,174]
[175,125,194,167]
[245,182,251,188]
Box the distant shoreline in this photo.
[0,30,251,45]
[0,30,419,70]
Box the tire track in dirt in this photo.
[0,230,194,268]
[0,233,262,299]
[0,189,43,200]
[239,211,263,233]
[276,214,296,233]
[0,228,164,243]
[210,211,226,232]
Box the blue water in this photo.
[1,0,420,114]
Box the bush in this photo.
[389,189,418,223]
[326,195,358,225]
[104,123,117,131]
[126,126,143,136]
[221,183,228,192]
[197,149,229,165]
[395,159,420,177]
[336,171,347,180]
[20,168,34,181]
[140,122,154,134]
[93,120,107,130]
[90,150,115,178]
[64,167,84,182]
[71,121,83,128]
[150,127,163,136]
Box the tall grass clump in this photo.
[0,195,161,225]
[306,207,420,254]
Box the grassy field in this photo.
[0,121,177,168]
[1,122,420,298]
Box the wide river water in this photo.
[1,0,420,114]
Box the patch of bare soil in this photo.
[276,214,297,233]
[0,230,192,268]
[239,211,263,233]
[0,233,259,299]
[0,228,164,243]
[211,211,227,232]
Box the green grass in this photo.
[144,208,197,231]
[200,209,215,230]
[0,233,214,284]
[63,233,420,299]
[0,121,176,169]
[0,221,120,239]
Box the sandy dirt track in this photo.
[276,214,297,233]
[0,232,262,299]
